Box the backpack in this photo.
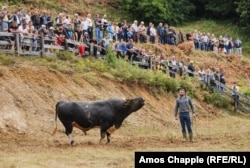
[146,26,150,36]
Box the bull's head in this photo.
[123,97,145,112]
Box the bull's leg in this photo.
[68,134,74,146]
[62,121,74,145]
[106,132,111,144]
[99,131,106,144]
[99,121,109,144]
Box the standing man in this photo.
[174,88,195,142]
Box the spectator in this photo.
[73,13,81,31]
[94,14,102,43]
[187,60,195,77]
[231,82,240,107]
[101,14,108,37]
[219,70,226,92]
[107,22,114,41]
[74,25,83,42]
[177,29,184,45]
[168,56,177,78]
[54,26,65,46]
[234,37,242,56]
[149,24,156,44]
[198,66,205,84]
[46,13,53,30]
[126,38,138,61]
[131,20,138,43]
[117,41,127,59]
[40,10,48,29]
[138,21,147,43]
[83,32,90,55]
[86,14,93,39]
[81,16,88,35]
[0,6,10,32]
[218,35,224,54]
[157,23,164,44]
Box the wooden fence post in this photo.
[15,33,20,56]
[64,38,68,51]
[40,36,44,58]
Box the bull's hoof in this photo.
[70,140,74,146]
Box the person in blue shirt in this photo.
[117,41,127,59]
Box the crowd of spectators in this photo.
[0,6,245,92]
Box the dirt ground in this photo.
[0,62,250,168]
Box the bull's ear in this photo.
[123,98,132,108]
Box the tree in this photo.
[235,0,250,28]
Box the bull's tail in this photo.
[52,102,60,136]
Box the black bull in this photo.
[52,97,145,145]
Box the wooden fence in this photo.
[0,32,87,57]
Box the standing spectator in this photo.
[156,23,164,44]
[86,14,93,39]
[177,29,184,45]
[0,6,10,32]
[219,70,226,92]
[227,37,234,54]
[40,10,48,29]
[131,20,138,43]
[193,30,199,49]
[47,13,53,30]
[218,35,224,54]
[198,66,205,84]
[138,21,147,43]
[94,14,102,43]
[231,82,240,104]
[234,37,242,56]
[107,22,114,41]
[55,13,63,25]
[80,16,88,35]
[73,13,81,31]
[31,10,41,30]
[174,88,195,142]
[122,19,128,42]
[149,24,156,44]
[187,60,195,77]
[101,14,108,37]
[89,36,98,57]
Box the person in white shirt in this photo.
[131,20,138,43]
[149,24,156,44]
[101,14,108,37]
[86,13,93,39]
[80,16,88,35]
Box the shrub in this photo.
[203,92,230,109]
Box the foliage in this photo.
[117,0,195,25]
[235,0,250,29]
[203,92,230,109]
[243,88,250,97]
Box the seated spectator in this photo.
[126,38,138,61]
[168,56,177,78]
[117,41,127,59]
[54,26,65,46]
[98,39,107,57]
